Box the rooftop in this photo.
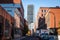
[0,0,21,4]
[40,6,60,9]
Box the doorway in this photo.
[0,23,3,40]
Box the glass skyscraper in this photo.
[27,5,34,30]
[27,5,34,24]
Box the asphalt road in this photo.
[13,36,40,40]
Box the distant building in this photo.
[14,8,24,37]
[27,5,34,30]
[34,22,37,32]
[30,23,34,35]
[27,5,34,24]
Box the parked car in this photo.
[49,35,55,40]
[40,33,49,40]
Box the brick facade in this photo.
[0,6,14,40]
[0,0,21,4]
[37,7,60,28]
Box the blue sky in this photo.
[22,0,60,20]
[0,0,60,21]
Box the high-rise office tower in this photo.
[27,5,34,34]
[27,5,34,24]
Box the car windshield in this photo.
[41,33,48,35]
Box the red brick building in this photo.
[14,7,24,37]
[0,0,24,39]
[0,6,14,40]
[36,6,60,34]
[39,7,60,28]
[0,0,22,4]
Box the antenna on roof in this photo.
[56,6,60,8]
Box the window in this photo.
[44,10,46,12]
[42,10,43,12]
[7,10,12,12]
[5,19,10,27]
[14,28,21,35]
[5,30,9,37]
[42,10,47,13]
[41,10,47,16]
[5,19,10,37]
[0,16,4,22]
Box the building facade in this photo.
[27,5,34,31]
[0,0,23,16]
[0,0,21,4]
[27,5,34,24]
[0,0,24,39]
[14,8,24,37]
[36,6,60,34]
[36,7,47,30]
[39,7,60,28]
[0,6,14,40]
[23,19,28,36]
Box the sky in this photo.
[0,0,60,21]
[22,0,60,21]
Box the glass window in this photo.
[44,10,46,12]
[14,28,21,35]
[5,30,9,37]
[42,10,43,12]
[7,10,12,12]
[0,16,4,22]
[5,19,10,27]
[0,4,21,16]
[42,10,47,13]
[5,19,10,37]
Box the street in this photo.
[13,36,40,40]
[0,0,60,40]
